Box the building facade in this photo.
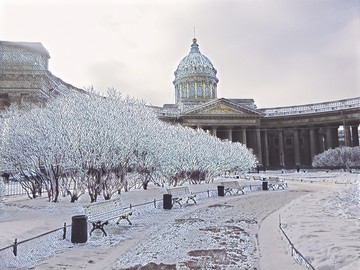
[1,39,359,169]
[0,41,82,110]
[157,38,360,169]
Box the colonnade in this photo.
[196,124,360,168]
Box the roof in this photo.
[181,98,264,116]
[0,41,50,58]
[173,38,218,84]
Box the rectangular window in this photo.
[190,83,195,97]
[197,86,202,97]
[205,86,210,97]
[182,89,187,97]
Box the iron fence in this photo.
[3,181,27,196]
[279,214,316,270]
[0,223,72,269]
[0,184,265,269]
[3,181,47,197]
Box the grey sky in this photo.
[1,0,359,108]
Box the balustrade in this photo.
[263,97,360,117]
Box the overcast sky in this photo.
[1,0,359,108]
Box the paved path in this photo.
[259,208,306,270]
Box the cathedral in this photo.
[1,39,359,169]
[156,38,360,169]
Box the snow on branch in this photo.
[0,90,256,202]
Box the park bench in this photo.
[267,177,287,190]
[253,175,263,181]
[166,186,196,207]
[83,198,132,237]
[220,180,246,195]
[239,174,251,180]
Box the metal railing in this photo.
[4,181,27,196]
[279,214,316,270]
[0,188,217,269]
[3,181,46,197]
[0,223,71,269]
[0,183,264,269]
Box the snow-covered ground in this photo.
[0,171,359,269]
[281,180,360,270]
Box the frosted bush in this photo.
[312,146,360,170]
[0,89,256,202]
[0,178,4,202]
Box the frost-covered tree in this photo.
[0,89,257,202]
[312,146,360,170]
[0,177,4,203]
[157,125,256,186]
[0,90,163,201]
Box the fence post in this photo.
[207,190,209,197]
[63,222,67,240]
[129,204,132,210]
[153,199,156,208]
[279,213,281,227]
[13,239,18,256]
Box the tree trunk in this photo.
[70,194,78,203]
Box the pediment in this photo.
[201,105,245,114]
[182,98,264,116]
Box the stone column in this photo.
[228,127,233,142]
[278,129,284,167]
[293,129,301,166]
[256,128,263,165]
[352,125,359,146]
[326,127,333,150]
[301,129,311,165]
[242,128,247,146]
[344,126,351,146]
[319,131,325,153]
[212,126,217,137]
[263,129,270,168]
[232,128,240,142]
[310,128,317,159]
[332,127,339,148]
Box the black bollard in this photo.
[163,193,173,209]
[217,185,225,197]
[262,181,268,191]
[71,215,88,243]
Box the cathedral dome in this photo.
[173,38,219,104]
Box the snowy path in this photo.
[258,209,305,270]
[29,188,310,270]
